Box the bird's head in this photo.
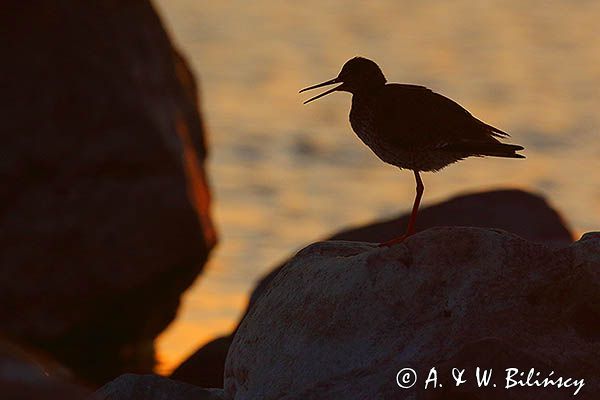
[300,57,386,104]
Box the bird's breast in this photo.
[349,96,402,165]
[349,97,380,150]
[348,95,461,171]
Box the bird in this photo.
[300,57,524,246]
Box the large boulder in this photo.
[224,228,599,399]
[174,189,573,389]
[0,0,216,383]
[93,374,224,400]
[249,189,573,311]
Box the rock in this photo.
[249,189,573,320]
[175,189,573,389]
[93,374,224,400]
[0,339,90,400]
[170,336,232,389]
[224,227,599,399]
[0,1,216,383]
[329,189,573,245]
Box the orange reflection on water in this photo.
[155,260,248,374]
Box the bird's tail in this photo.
[476,143,525,159]
[444,142,525,158]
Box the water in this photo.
[152,0,600,373]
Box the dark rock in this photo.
[93,374,224,400]
[420,338,557,400]
[250,189,573,316]
[224,227,599,399]
[170,336,232,390]
[329,188,573,245]
[175,189,573,389]
[0,0,216,384]
[0,339,90,400]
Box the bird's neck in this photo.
[352,82,385,97]
[351,84,383,101]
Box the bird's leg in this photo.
[379,170,424,247]
[406,170,424,235]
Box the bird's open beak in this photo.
[299,77,343,104]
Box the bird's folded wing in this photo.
[375,84,508,150]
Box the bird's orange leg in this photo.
[379,170,424,247]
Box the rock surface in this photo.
[0,1,216,383]
[224,228,599,399]
[0,339,90,400]
[250,189,573,313]
[175,189,573,389]
[93,374,224,400]
[171,336,232,390]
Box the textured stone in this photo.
[249,189,573,319]
[93,374,224,400]
[176,189,573,390]
[224,227,599,399]
[0,0,216,383]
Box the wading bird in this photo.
[300,57,524,245]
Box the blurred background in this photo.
[152,0,600,374]
[1,0,599,394]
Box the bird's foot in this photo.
[378,233,411,247]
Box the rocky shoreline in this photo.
[6,227,598,399]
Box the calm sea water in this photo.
[152,0,600,373]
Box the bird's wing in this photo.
[373,84,509,151]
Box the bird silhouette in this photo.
[300,57,524,245]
